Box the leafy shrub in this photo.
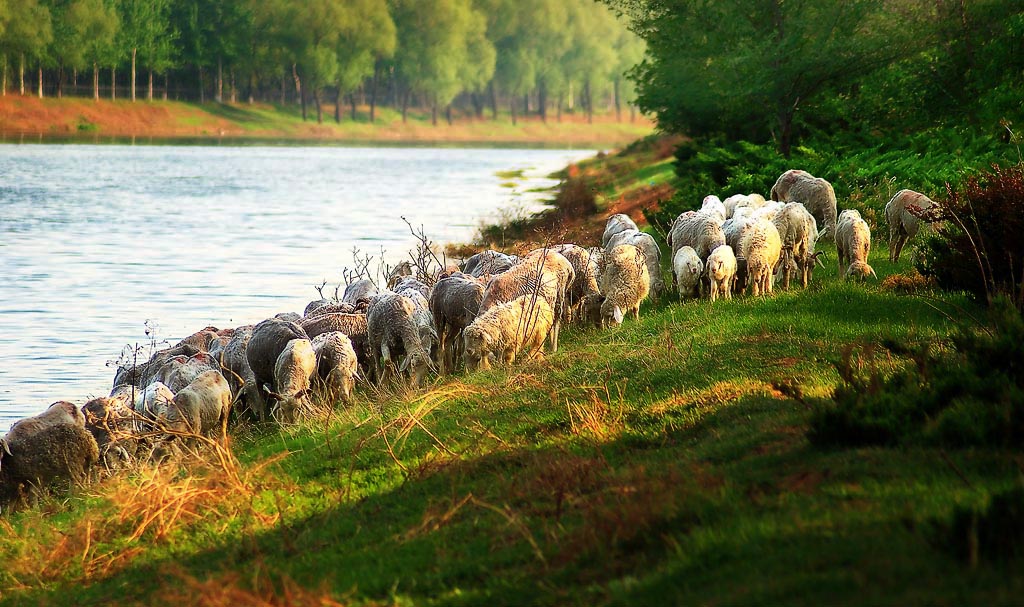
[940,487,1024,564]
[917,164,1024,307]
[809,298,1024,449]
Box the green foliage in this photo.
[941,486,1024,563]
[917,164,1024,306]
[809,298,1024,449]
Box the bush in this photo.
[809,298,1024,449]
[917,164,1024,307]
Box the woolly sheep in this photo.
[723,216,757,294]
[604,229,664,299]
[672,246,703,300]
[601,213,639,248]
[463,295,554,371]
[165,370,232,441]
[550,244,601,323]
[774,171,838,240]
[750,200,786,222]
[600,244,651,327]
[154,351,221,393]
[300,312,371,379]
[367,291,435,388]
[429,274,485,374]
[773,202,823,289]
[480,250,573,352]
[769,169,813,201]
[739,219,783,297]
[0,401,99,509]
[885,189,936,262]
[836,210,877,281]
[311,331,359,404]
[705,245,737,302]
[246,318,310,422]
[268,338,317,423]
[341,279,379,305]
[83,393,140,470]
[667,211,726,263]
[462,250,519,278]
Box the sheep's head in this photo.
[600,299,625,328]
[845,261,877,282]
[326,367,356,403]
[264,384,311,424]
[581,294,605,328]
[463,326,496,371]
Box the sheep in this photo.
[246,318,310,422]
[724,193,768,219]
[462,250,519,278]
[722,215,758,295]
[300,312,371,379]
[773,202,824,289]
[82,393,140,470]
[836,209,877,281]
[667,211,726,263]
[750,200,786,222]
[341,279,379,305]
[174,326,221,352]
[480,250,573,352]
[305,300,358,317]
[885,189,936,262]
[773,170,838,240]
[739,219,783,297]
[164,370,232,442]
[429,274,485,374]
[601,213,639,248]
[550,244,601,323]
[210,325,268,423]
[367,291,435,388]
[311,331,359,404]
[706,245,737,302]
[393,275,432,300]
[600,244,651,327]
[604,230,665,299]
[132,381,176,422]
[463,295,554,371]
[267,338,317,423]
[700,195,727,225]
[1,401,100,509]
[113,342,200,389]
[154,351,221,393]
[672,246,703,300]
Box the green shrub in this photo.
[941,487,1024,563]
[809,298,1024,449]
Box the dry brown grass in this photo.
[649,380,772,415]
[154,566,360,607]
[881,269,934,294]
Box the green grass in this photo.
[3,238,1018,606]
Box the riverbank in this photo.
[3,136,1022,605]
[0,96,653,146]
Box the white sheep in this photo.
[739,219,783,297]
[772,202,823,289]
[705,245,737,301]
[601,213,640,248]
[836,210,877,281]
[700,195,727,225]
[773,170,838,240]
[672,246,703,300]
[885,189,936,262]
[600,244,651,327]
[722,216,757,294]
[667,211,726,263]
[750,200,786,222]
[463,295,554,371]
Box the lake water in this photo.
[0,144,595,432]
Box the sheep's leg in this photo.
[550,318,560,353]
[632,306,640,321]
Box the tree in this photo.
[117,0,175,101]
[608,0,929,155]
[332,0,395,123]
[1,0,52,96]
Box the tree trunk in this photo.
[313,89,322,123]
[488,81,498,119]
[2,58,7,97]
[370,63,379,123]
[349,93,356,121]
[19,54,24,95]
[630,104,636,123]
[230,69,236,103]
[470,92,483,118]
[248,70,255,104]
[198,66,205,103]
[538,81,547,123]
[93,62,99,100]
[292,63,304,119]
[57,63,63,98]
[163,73,169,101]
[216,57,223,102]
[111,66,116,100]
[148,69,154,101]
[131,48,137,101]
[567,81,574,110]
[584,79,593,124]
[334,87,342,123]
[37,65,43,98]
[401,89,409,123]
[431,100,438,126]
[279,72,286,105]
[73,68,77,89]
[523,93,529,115]
[557,94,563,122]
[446,104,452,126]
[777,103,793,157]
[510,97,517,126]
[613,77,622,122]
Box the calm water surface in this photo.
[0,144,595,432]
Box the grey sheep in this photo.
[885,189,936,262]
[667,211,726,263]
[83,393,141,470]
[604,229,665,299]
[305,301,358,317]
[722,216,757,295]
[773,202,824,289]
[113,342,201,389]
[342,279,380,305]
[601,213,640,248]
[600,244,651,327]
[773,170,838,240]
[462,250,519,278]
[164,370,232,442]
[429,274,485,374]
[550,243,601,323]
[836,210,877,281]
[367,291,435,388]
[463,295,554,371]
[1,401,99,509]
[154,351,221,393]
[481,250,573,352]
[311,331,359,404]
[769,169,813,201]
[211,325,266,423]
[300,312,371,379]
[268,338,317,423]
[246,318,310,422]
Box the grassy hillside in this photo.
[0,96,653,146]
[2,138,1021,606]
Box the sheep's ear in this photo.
[613,305,624,324]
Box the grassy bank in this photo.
[0,96,653,146]
[2,137,1021,606]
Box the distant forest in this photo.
[0,0,642,124]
